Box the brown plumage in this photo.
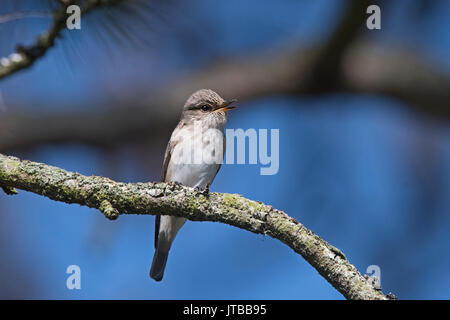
[150,89,237,281]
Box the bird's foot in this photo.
[195,185,210,196]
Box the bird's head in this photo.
[182,89,237,128]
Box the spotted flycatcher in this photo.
[150,89,237,281]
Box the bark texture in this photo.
[0,153,391,300]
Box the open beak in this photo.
[214,99,238,112]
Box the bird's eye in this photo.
[201,105,210,112]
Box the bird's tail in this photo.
[150,215,186,281]
[150,248,169,281]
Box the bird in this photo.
[150,89,237,281]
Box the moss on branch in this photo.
[0,153,391,300]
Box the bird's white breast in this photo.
[166,126,223,188]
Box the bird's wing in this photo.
[155,129,179,249]
[210,132,226,185]
[161,139,174,182]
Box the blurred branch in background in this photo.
[0,0,449,152]
[0,0,448,300]
[0,153,393,300]
[0,11,51,24]
[0,0,128,80]
[0,0,71,80]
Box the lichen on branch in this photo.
[0,153,391,300]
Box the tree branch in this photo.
[0,153,392,300]
[0,11,52,23]
[0,0,125,80]
[2,1,447,152]
[1,40,448,152]
[0,1,72,80]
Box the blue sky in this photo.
[0,0,449,299]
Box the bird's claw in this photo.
[195,185,210,196]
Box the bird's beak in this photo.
[214,99,238,112]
